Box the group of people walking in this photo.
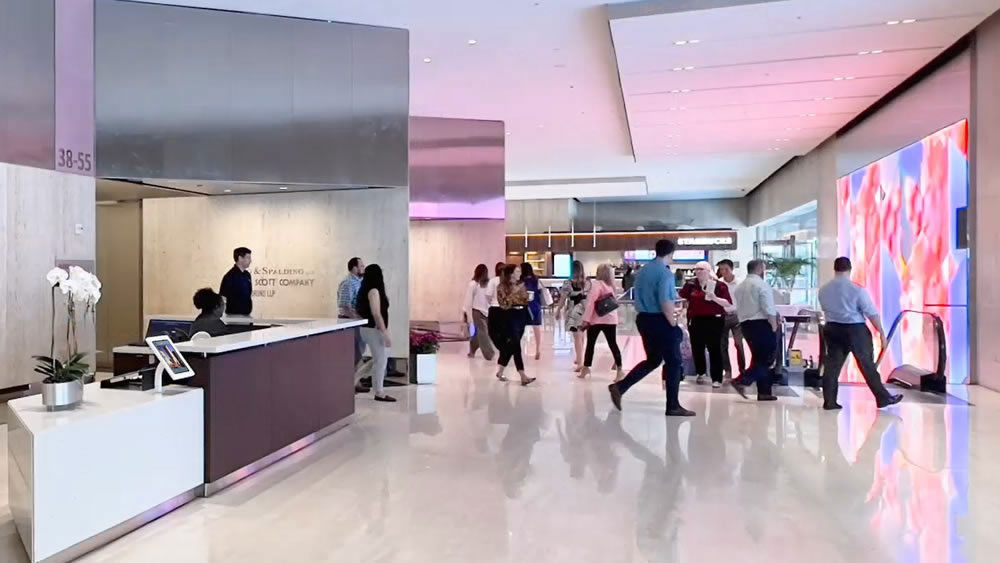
[607,241,903,416]
[461,240,904,415]
[464,262,541,385]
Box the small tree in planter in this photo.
[34,266,102,410]
[409,330,440,385]
[764,256,814,304]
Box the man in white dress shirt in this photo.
[716,259,745,379]
[731,259,778,401]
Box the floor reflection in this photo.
[0,344,985,563]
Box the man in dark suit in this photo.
[220,247,253,316]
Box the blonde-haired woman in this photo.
[579,264,623,380]
[679,260,732,387]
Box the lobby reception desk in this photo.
[112,317,365,493]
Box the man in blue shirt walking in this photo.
[818,257,902,410]
[608,239,694,417]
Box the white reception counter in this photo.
[113,316,366,356]
[7,385,204,563]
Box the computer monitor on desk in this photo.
[145,319,194,341]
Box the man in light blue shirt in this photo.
[818,257,902,410]
[338,257,367,389]
[609,239,694,417]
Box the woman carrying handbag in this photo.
[578,264,624,381]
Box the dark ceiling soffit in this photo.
[604,15,637,163]
[607,0,785,20]
[747,32,973,199]
[507,176,647,187]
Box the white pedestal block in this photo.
[7,385,204,562]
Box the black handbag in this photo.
[595,292,619,316]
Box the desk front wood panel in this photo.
[186,329,356,483]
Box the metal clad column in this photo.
[54,0,95,176]
[0,0,56,169]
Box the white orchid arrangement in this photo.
[34,266,102,384]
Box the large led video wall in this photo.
[836,120,969,384]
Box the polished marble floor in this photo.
[2,334,1000,562]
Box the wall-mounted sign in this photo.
[251,266,318,299]
[675,235,736,248]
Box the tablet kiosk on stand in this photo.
[144,335,196,391]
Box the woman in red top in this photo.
[679,261,732,388]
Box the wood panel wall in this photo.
[96,201,143,369]
[0,163,96,390]
[409,219,505,322]
[142,188,410,357]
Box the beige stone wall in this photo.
[0,163,96,390]
[142,188,410,357]
[408,219,506,322]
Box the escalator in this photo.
[875,310,948,394]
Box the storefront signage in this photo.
[676,235,735,248]
[506,230,738,252]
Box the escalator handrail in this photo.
[874,309,947,380]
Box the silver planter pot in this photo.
[41,380,84,411]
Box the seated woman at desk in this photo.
[189,288,229,338]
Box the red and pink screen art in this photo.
[836,120,969,384]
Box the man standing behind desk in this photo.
[818,257,903,410]
[220,247,253,316]
[731,259,778,402]
[608,239,695,417]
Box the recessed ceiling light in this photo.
[858,51,870,55]
[224,189,232,193]
[902,19,917,24]
[670,89,681,93]
[845,76,855,80]
[689,39,700,44]
[886,20,901,25]
[279,186,288,190]
[684,66,695,70]
[423,57,432,63]
[674,40,688,45]
[672,67,684,71]
[871,49,884,54]
[467,39,477,45]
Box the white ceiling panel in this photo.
[612,0,1000,197]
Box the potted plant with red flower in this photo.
[409,330,440,384]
